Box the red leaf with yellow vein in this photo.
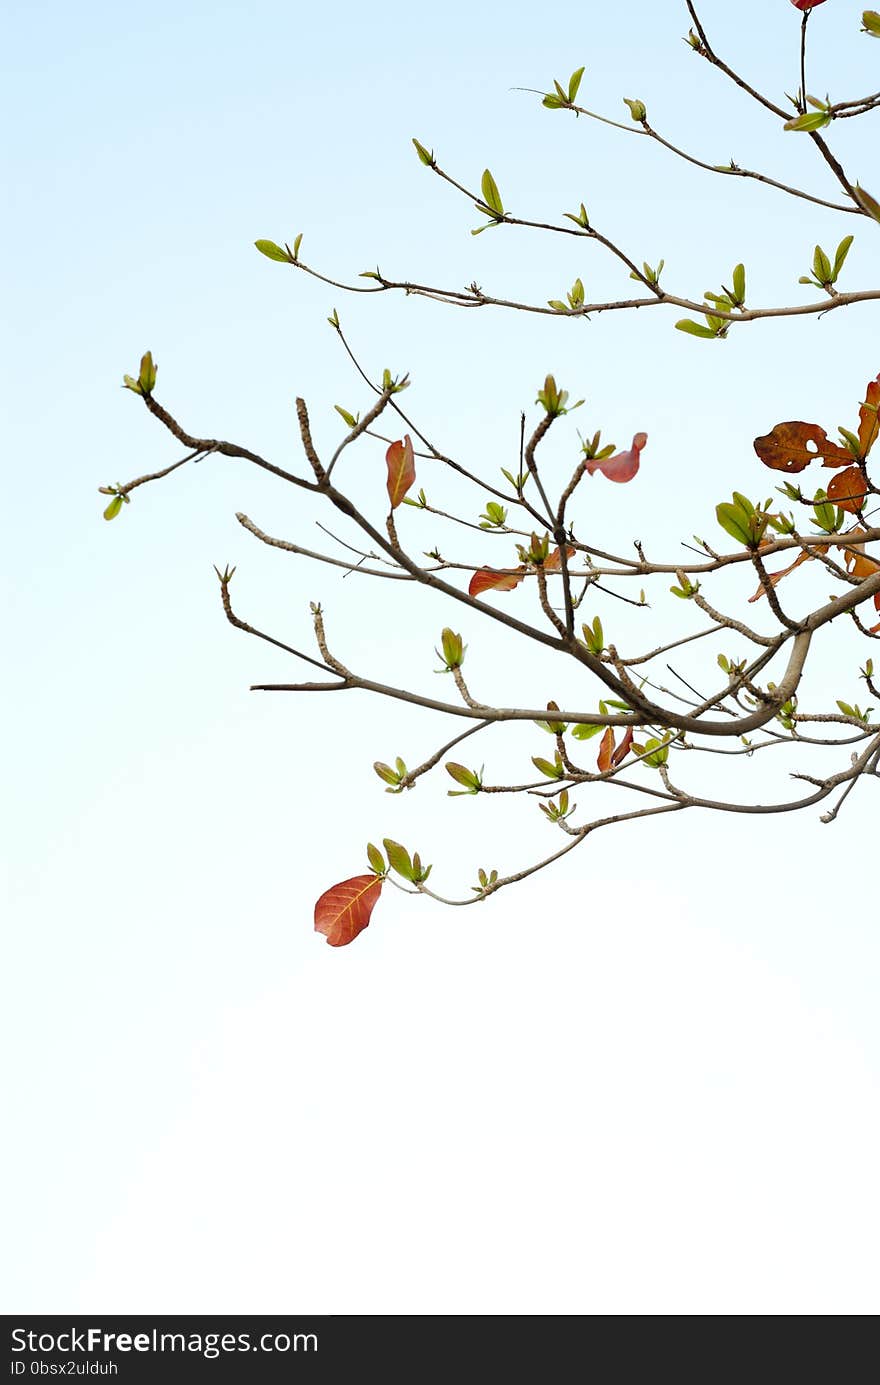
[468,566,526,597]
[827,466,868,513]
[858,375,880,459]
[543,545,576,570]
[385,435,416,509]
[753,421,851,473]
[314,873,383,947]
[597,727,615,772]
[610,725,634,767]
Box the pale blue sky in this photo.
[4,0,880,1313]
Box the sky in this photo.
[3,0,880,1315]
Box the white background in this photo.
[3,0,879,1313]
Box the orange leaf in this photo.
[314,873,383,947]
[610,725,634,767]
[841,529,880,581]
[385,434,416,509]
[543,545,576,571]
[827,466,868,514]
[748,547,820,602]
[753,421,850,473]
[468,566,526,597]
[597,727,614,772]
[858,375,880,459]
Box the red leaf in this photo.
[585,432,647,484]
[610,725,634,767]
[753,420,850,473]
[385,434,416,509]
[748,547,819,602]
[597,727,615,772]
[314,873,383,947]
[858,375,880,459]
[827,466,868,514]
[543,545,576,570]
[468,566,526,597]
[790,0,827,10]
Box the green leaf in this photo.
[783,110,832,132]
[568,66,585,103]
[254,239,291,262]
[480,168,504,217]
[716,502,753,547]
[732,262,746,303]
[439,627,464,669]
[531,755,564,780]
[542,94,565,109]
[445,762,482,794]
[812,245,832,284]
[641,736,670,768]
[571,722,602,741]
[383,838,416,881]
[373,761,401,787]
[581,616,604,655]
[137,350,157,394]
[334,405,358,428]
[122,374,143,395]
[854,184,880,223]
[563,203,590,229]
[675,318,718,338]
[103,494,124,521]
[412,137,434,166]
[366,842,386,875]
[292,232,303,261]
[833,235,853,279]
[623,97,647,122]
[863,11,880,37]
[731,491,755,516]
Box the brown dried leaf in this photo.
[753,421,850,473]
[827,466,868,514]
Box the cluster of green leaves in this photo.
[581,616,604,655]
[630,259,665,289]
[368,838,432,885]
[374,757,409,793]
[539,789,575,823]
[479,501,508,529]
[255,233,302,263]
[676,264,745,338]
[471,866,499,896]
[445,763,483,796]
[630,735,670,768]
[799,236,853,291]
[541,66,585,110]
[715,492,793,548]
[835,698,873,723]
[122,350,157,397]
[548,277,586,314]
[536,374,582,417]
